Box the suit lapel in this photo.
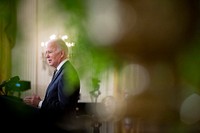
[51,62,67,82]
[45,62,68,98]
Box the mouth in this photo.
[47,59,52,63]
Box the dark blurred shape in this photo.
[91,77,100,90]
[74,102,103,132]
[0,95,40,133]
[0,76,20,88]
[6,80,31,92]
[0,76,31,95]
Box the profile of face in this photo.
[45,40,63,68]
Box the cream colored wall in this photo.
[12,0,38,98]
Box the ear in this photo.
[60,50,65,58]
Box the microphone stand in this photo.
[90,90,102,133]
[91,118,102,133]
[90,78,102,133]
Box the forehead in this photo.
[46,41,57,50]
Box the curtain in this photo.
[0,0,17,94]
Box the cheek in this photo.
[50,54,56,59]
[53,56,62,63]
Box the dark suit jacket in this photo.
[40,61,80,123]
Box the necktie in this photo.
[46,69,57,98]
[52,69,57,81]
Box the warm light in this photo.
[48,34,74,47]
[49,34,57,40]
[61,35,68,40]
[66,42,75,47]
[41,42,45,47]
[42,34,75,47]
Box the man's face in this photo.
[45,42,62,68]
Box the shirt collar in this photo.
[56,59,68,71]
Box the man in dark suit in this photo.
[23,38,81,132]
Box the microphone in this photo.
[0,76,20,88]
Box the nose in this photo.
[45,52,49,58]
